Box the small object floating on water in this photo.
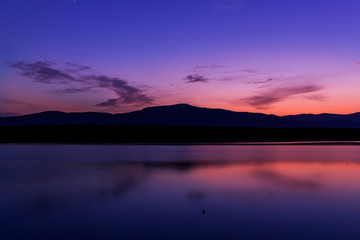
[201,209,206,214]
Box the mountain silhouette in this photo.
[284,112,360,128]
[1,103,360,128]
[113,104,306,127]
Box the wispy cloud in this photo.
[192,65,226,71]
[52,87,93,94]
[0,97,34,107]
[354,62,360,65]
[184,74,210,83]
[8,61,154,108]
[64,62,91,73]
[246,78,274,84]
[9,61,79,84]
[241,69,259,74]
[90,75,153,106]
[245,84,324,109]
[0,111,17,117]
[185,64,267,85]
[305,94,327,101]
[219,69,259,74]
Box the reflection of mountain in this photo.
[0,162,149,217]
[2,143,360,220]
[253,169,322,190]
[2,103,360,127]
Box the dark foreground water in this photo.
[1,144,360,240]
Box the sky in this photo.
[1,0,360,116]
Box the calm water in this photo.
[1,144,360,240]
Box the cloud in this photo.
[0,97,34,107]
[192,65,226,71]
[189,66,256,74]
[0,98,33,117]
[9,61,76,84]
[185,74,209,83]
[246,78,274,84]
[52,87,93,94]
[241,69,258,74]
[245,84,324,109]
[186,65,264,83]
[305,94,327,101]
[218,74,271,83]
[8,61,153,108]
[0,111,17,117]
[218,76,246,81]
[219,69,259,74]
[354,62,360,65]
[90,75,153,106]
[65,62,91,73]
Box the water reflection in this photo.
[1,161,148,218]
[1,144,360,239]
[253,168,322,190]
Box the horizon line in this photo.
[1,103,359,118]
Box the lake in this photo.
[1,144,360,240]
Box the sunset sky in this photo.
[1,0,360,116]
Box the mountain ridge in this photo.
[1,103,360,128]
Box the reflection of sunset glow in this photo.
[2,144,360,239]
[182,162,360,193]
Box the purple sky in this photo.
[1,0,360,116]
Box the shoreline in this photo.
[2,125,360,144]
[1,141,360,146]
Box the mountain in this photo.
[114,104,306,127]
[284,112,360,128]
[0,111,118,126]
[1,103,360,128]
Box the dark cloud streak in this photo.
[245,85,324,109]
[65,62,91,73]
[192,65,226,71]
[0,111,17,117]
[8,61,153,108]
[185,74,209,83]
[246,78,274,84]
[9,61,76,84]
[90,75,153,106]
[52,87,93,94]
[0,97,34,107]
